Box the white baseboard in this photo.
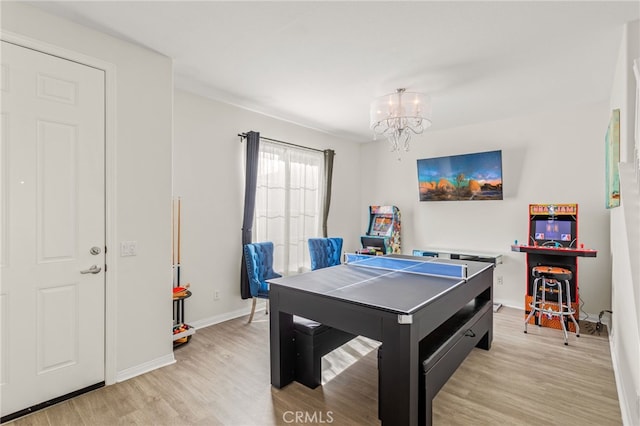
[189,304,261,330]
[113,303,260,384]
[493,302,602,324]
[492,301,521,311]
[116,353,176,383]
[608,331,637,426]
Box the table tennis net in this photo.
[344,253,468,280]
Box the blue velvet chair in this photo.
[308,237,343,270]
[243,241,281,324]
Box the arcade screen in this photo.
[371,216,392,235]
[533,220,572,242]
[417,150,503,201]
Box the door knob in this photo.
[80,265,101,274]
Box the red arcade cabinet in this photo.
[511,204,597,332]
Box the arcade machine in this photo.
[511,204,597,332]
[359,205,401,255]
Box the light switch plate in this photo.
[120,241,137,257]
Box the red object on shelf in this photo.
[172,283,191,299]
[173,284,189,293]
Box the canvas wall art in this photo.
[605,109,620,209]
[417,150,503,201]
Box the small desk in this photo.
[268,255,493,425]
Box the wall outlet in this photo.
[214,290,220,301]
[497,276,503,285]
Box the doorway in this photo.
[1,40,106,420]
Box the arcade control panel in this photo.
[510,242,597,257]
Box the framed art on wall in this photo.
[416,150,503,201]
[605,108,620,209]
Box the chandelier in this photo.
[370,88,432,157]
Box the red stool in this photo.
[524,266,579,345]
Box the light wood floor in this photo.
[8,307,621,425]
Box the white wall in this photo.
[609,20,640,426]
[173,89,362,326]
[1,3,174,378]
[359,102,612,317]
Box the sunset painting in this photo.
[417,150,503,201]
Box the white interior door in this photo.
[0,41,105,418]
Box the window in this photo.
[254,141,324,275]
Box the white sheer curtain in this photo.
[254,141,323,275]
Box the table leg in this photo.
[477,286,493,350]
[379,317,420,426]
[269,289,295,388]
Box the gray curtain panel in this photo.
[322,149,335,238]
[240,131,260,299]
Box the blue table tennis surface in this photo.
[268,254,493,315]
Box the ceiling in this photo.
[27,1,640,142]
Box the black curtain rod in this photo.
[238,132,324,153]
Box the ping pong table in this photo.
[268,254,494,426]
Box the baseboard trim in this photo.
[608,329,637,426]
[189,304,262,330]
[107,304,256,386]
[608,332,629,425]
[116,353,176,383]
[493,302,601,324]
